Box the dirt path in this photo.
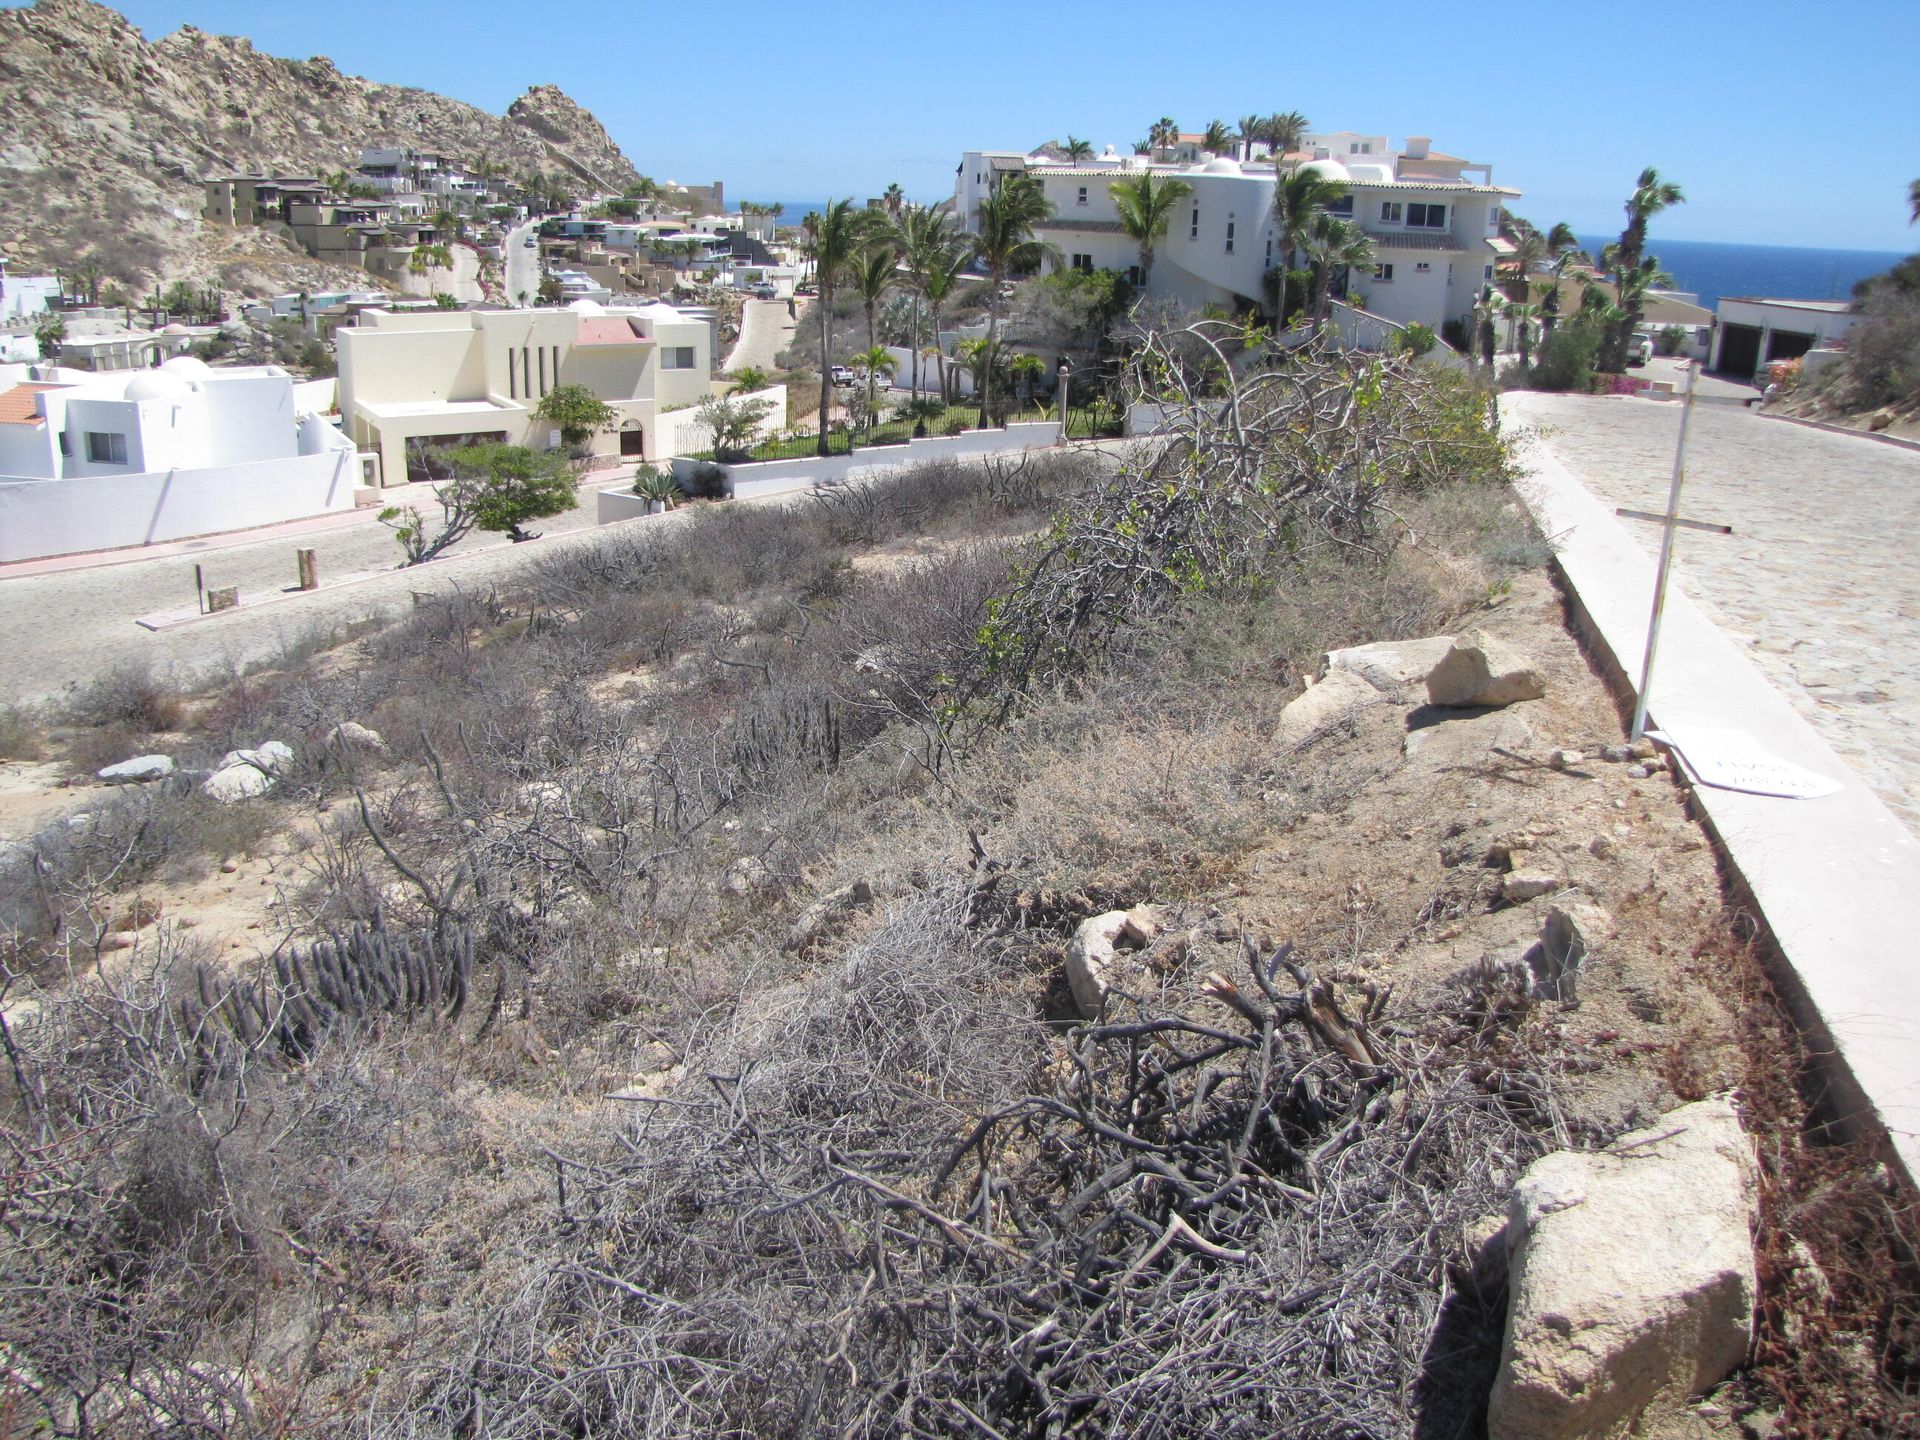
[1509,390,1920,832]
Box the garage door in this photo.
[1716,324,1762,379]
[1764,329,1816,364]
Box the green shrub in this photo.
[689,463,729,500]
[1529,316,1602,392]
[1393,322,1438,359]
[1656,325,1689,357]
[632,466,681,506]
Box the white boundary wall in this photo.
[597,422,1063,522]
[654,384,787,459]
[0,449,359,561]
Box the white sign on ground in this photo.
[1648,726,1842,800]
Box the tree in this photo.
[1504,298,1541,366]
[729,365,771,394]
[973,173,1055,426]
[919,235,973,407]
[1598,167,1683,371]
[853,345,898,426]
[1006,351,1046,408]
[1270,165,1348,327]
[1909,178,1919,225]
[1064,136,1094,167]
[535,384,615,448]
[1109,171,1193,291]
[695,391,776,459]
[536,276,564,305]
[1202,120,1233,156]
[1502,230,1546,302]
[458,443,578,541]
[882,182,905,218]
[1149,117,1178,150]
[850,241,899,361]
[1538,221,1585,339]
[897,205,965,399]
[1302,213,1373,321]
[1132,139,1152,156]
[1264,111,1309,157]
[33,314,65,360]
[804,199,871,456]
[1238,115,1263,161]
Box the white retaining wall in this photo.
[0,449,359,561]
[631,422,1061,511]
[654,383,787,459]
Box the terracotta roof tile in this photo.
[0,382,67,426]
[574,316,645,347]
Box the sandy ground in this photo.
[1509,390,1920,833]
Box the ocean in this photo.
[1576,236,1908,312]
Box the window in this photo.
[1348,142,1372,155]
[1414,261,1431,273]
[663,346,696,369]
[1372,263,1394,283]
[1076,186,1088,206]
[1379,202,1402,224]
[1265,237,1272,265]
[1406,203,1447,229]
[1225,215,1235,253]
[85,431,127,464]
[1190,206,1199,240]
[1126,265,1143,287]
[1323,196,1354,217]
[1484,265,1495,280]
[56,431,69,455]
[537,345,546,395]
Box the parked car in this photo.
[523,237,538,249]
[830,365,856,387]
[748,281,777,299]
[1627,330,1653,365]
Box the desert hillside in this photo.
[0,0,639,293]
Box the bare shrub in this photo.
[62,662,186,734]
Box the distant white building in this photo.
[0,357,362,562]
[1712,297,1860,380]
[0,259,62,323]
[956,133,1517,338]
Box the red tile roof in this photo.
[0,382,67,426]
[574,316,645,347]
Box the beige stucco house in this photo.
[335,301,712,485]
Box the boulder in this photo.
[1501,870,1562,904]
[1488,1097,1759,1440]
[1277,669,1383,748]
[1404,706,1535,768]
[96,754,175,784]
[785,879,875,953]
[1426,629,1547,708]
[1064,905,1159,1018]
[202,763,272,804]
[1322,635,1457,694]
[324,721,387,754]
[1530,901,1613,1001]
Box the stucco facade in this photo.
[335,302,713,484]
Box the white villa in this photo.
[335,300,714,485]
[956,132,1519,336]
[0,357,361,562]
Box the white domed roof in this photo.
[1201,156,1243,175]
[124,370,193,402]
[161,322,191,335]
[566,298,606,314]
[161,354,210,375]
[1299,158,1351,183]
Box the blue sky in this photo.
[70,0,1920,252]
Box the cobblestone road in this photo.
[1511,392,1920,832]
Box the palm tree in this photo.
[805,199,868,456]
[1302,213,1373,321]
[1238,114,1263,162]
[1264,111,1309,158]
[896,204,960,398]
[854,345,898,428]
[1270,165,1348,327]
[1503,230,1546,302]
[1600,167,1684,370]
[1202,120,1233,156]
[920,242,973,408]
[1538,221,1586,338]
[849,240,898,359]
[881,182,905,218]
[1149,117,1178,151]
[1132,139,1152,157]
[972,173,1055,427]
[1109,171,1193,291]
[1910,178,1920,225]
[1064,136,1094,167]
[1504,299,1541,366]
[1007,352,1046,411]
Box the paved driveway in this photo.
[1509,392,1920,831]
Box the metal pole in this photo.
[1629,361,1700,740]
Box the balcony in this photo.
[1361,227,1458,252]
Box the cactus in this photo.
[183,925,474,1069]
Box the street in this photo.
[503,218,541,306]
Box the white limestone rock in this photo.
[1064,906,1159,1018]
[202,763,273,804]
[1322,635,1457,694]
[1488,1097,1759,1440]
[97,754,175,784]
[785,879,875,953]
[1277,669,1384,748]
[1426,629,1547,708]
[325,721,387,754]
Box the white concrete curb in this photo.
[1504,393,1920,1187]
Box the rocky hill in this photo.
[0,0,640,297]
